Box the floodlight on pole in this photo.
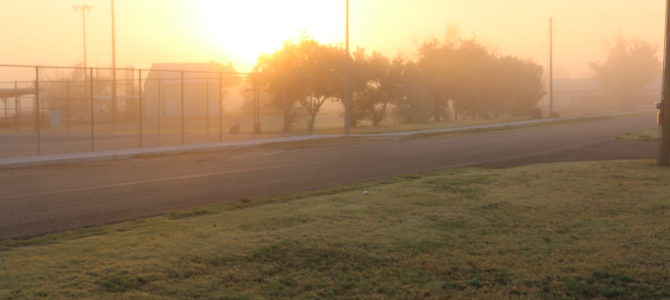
[73,5,92,71]
[343,0,351,135]
[549,17,553,117]
[111,0,118,133]
[659,0,670,165]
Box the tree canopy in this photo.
[251,35,546,131]
[252,37,348,132]
[590,37,661,103]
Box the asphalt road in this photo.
[0,114,658,240]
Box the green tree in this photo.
[416,38,544,120]
[447,39,496,119]
[416,40,456,122]
[253,40,308,133]
[497,56,545,117]
[300,40,348,133]
[590,37,661,104]
[253,37,347,133]
[392,60,434,123]
[350,50,402,127]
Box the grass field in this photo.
[2,160,670,299]
[618,128,660,142]
[330,117,533,135]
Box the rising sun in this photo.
[195,0,344,71]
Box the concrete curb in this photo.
[0,135,341,168]
[0,112,641,168]
[350,118,564,137]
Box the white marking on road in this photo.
[0,166,277,200]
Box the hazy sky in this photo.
[0,0,665,77]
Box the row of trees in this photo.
[590,37,661,104]
[251,36,546,133]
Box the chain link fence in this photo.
[0,64,345,158]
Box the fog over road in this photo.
[0,115,658,240]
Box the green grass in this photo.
[618,128,660,142]
[321,112,649,136]
[2,160,670,299]
[402,116,621,140]
[338,117,532,135]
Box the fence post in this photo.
[181,71,185,144]
[138,69,143,148]
[218,72,223,142]
[14,81,19,134]
[112,67,116,134]
[253,76,258,140]
[35,66,41,155]
[282,77,287,136]
[66,80,71,135]
[90,68,95,151]
[206,78,210,135]
[157,78,161,134]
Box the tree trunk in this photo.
[305,97,327,134]
[282,106,292,133]
[350,117,358,128]
[372,102,388,126]
[307,114,316,134]
[433,98,442,122]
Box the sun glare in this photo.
[196,0,343,71]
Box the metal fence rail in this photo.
[0,64,344,158]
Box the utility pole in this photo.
[73,5,92,70]
[343,0,351,135]
[111,0,118,133]
[549,17,554,117]
[660,0,670,166]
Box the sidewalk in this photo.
[0,113,636,168]
[351,117,560,137]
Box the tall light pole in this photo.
[343,0,351,135]
[111,0,118,132]
[73,5,92,71]
[549,17,554,117]
[659,0,670,166]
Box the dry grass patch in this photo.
[1,160,669,299]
